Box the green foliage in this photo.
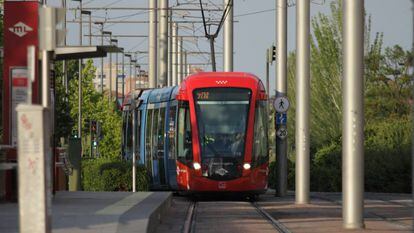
[281,0,412,193]
[82,157,149,192]
[54,59,122,159]
[306,118,411,193]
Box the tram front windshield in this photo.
[194,88,251,159]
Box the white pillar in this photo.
[223,0,233,71]
[342,0,365,229]
[159,0,168,87]
[149,0,158,88]
[295,0,310,205]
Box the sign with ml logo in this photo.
[9,22,33,37]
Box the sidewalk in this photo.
[259,192,412,233]
[0,191,172,233]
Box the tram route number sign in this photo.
[277,126,288,140]
[273,96,289,113]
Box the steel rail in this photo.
[251,202,291,233]
[183,201,197,233]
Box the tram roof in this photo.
[141,86,178,104]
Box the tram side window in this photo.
[152,109,160,160]
[177,101,192,163]
[135,110,141,157]
[168,106,177,159]
[157,108,166,157]
[146,109,153,161]
[252,101,269,166]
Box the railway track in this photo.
[183,200,291,233]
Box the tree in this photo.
[55,59,122,159]
[287,0,384,149]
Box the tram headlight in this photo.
[193,162,201,170]
[243,163,251,170]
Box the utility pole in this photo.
[159,0,168,87]
[149,0,157,88]
[223,0,233,71]
[111,39,119,102]
[172,23,178,86]
[62,0,68,96]
[184,51,188,78]
[275,0,288,197]
[295,0,310,205]
[266,48,270,93]
[168,9,173,86]
[109,37,113,101]
[78,0,82,140]
[412,0,414,228]
[94,22,104,94]
[177,37,183,84]
[342,0,365,229]
[122,53,125,102]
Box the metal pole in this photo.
[342,0,365,229]
[295,0,310,205]
[109,39,112,101]
[159,0,168,87]
[266,49,270,94]
[172,23,178,86]
[115,52,119,101]
[132,104,136,192]
[168,9,173,86]
[411,0,414,229]
[100,25,104,94]
[78,0,83,139]
[184,51,188,78]
[42,51,51,108]
[129,59,133,93]
[133,63,137,91]
[209,37,216,72]
[122,54,125,101]
[275,0,288,197]
[149,0,158,88]
[177,37,183,84]
[62,0,68,96]
[223,0,233,72]
[88,14,92,45]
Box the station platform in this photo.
[259,192,413,233]
[0,191,172,233]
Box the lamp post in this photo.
[72,0,83,139]
[111,39,119,102]
[130,59,137,93]
[94,22,105,93]
[103,31,112,99]
[125,54,132,95]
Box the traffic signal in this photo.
[267,45,276,63]
[271,45,276,62]
[91,120,97,140]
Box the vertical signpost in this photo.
[275,0,288,197]
[3,0,40,200]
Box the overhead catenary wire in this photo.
[199,0,233,71]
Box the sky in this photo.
[48,0,413,89]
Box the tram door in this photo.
[151,108,167,186]
[167,105,178,189]
[145,109,154,183]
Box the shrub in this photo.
[82,157,149,191]
[269,117,412,193]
